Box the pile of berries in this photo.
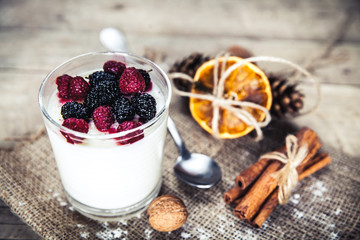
[56,60,156,144]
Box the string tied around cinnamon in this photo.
[260,134,308,204]
[168,54,320,141]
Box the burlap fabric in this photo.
[0,96,359,239]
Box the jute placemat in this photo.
[1,97,359,239]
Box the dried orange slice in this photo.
[189,56,272,139]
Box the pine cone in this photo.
[268,75,304,118]
[169,53,211,92]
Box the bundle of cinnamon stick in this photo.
[224,127,331,228]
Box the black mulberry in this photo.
[61,101,90,121]
[112,96,135,123]
[131,93,157,122]
[84,80,121,112]
[137,69,152,89]
[88,71,118,88]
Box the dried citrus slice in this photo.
[189,56,272,139]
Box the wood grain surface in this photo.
[0,0,359,239]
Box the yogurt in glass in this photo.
[38,52,171,220]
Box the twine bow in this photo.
[260,135,308,204]
[168,54,320,141]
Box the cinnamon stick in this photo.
[224,186,248,204]
[233,127,318,220]
[292,127,320,170]
[235,158,269,190]
[249,153,331,228]
[233,127,318,194]
[249,189,278,228]
[233,160,282,220]
[297,140,322,173]
[299,153,331,180]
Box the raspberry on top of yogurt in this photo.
[56,60,157,144]
[56,74,90,101]
[116,121,144,145]
[61,118,89,144]
[93,105,115,132]
[103,60,126,77]
[119,67,146,94]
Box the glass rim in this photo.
[38,51,172,140]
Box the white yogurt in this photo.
[45,82,167,210]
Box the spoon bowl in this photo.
[174,153,222,188]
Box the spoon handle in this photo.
[167,116,190,158]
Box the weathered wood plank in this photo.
[0,198,7,207]
[0,203,41,239]
[0,208,28,225]
[0,72,44,141]
[0,29,359,85]
[0,224,41,239]
[293,83,360,158]
[0,0,359,41]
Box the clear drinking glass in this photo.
[38,52,172,220]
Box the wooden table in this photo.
[0,0,359,239]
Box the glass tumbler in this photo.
[38,52,172,220]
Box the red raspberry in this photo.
[103,60,126,77]
[56,74,72,99]
[69,76,90,101]
[92,105,115,131]
[56,74,90,101]
[117,121,142,131]
[119,67,146,94]
[116,121,144,144]
[61,118,89,144]
[62,118,89,133]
